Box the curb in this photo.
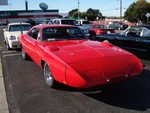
[0,55,9,113]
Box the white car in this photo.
[3,23,31,50]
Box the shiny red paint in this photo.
[20,25,143,88]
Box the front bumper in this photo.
[8,40,21,49]
[65,55,143,88]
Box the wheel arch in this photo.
[41,60,45,69]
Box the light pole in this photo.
[77,0,80,20]
[117,0,122,21]
[120,0,122,21]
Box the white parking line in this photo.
[3,53,21,57]
[2,51,19,54]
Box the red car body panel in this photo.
[20,25,143,88]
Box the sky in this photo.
[0,0,150,16]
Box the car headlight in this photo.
[9,36,16,40]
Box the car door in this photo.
[25,28,42,63]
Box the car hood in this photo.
[44,40,143,81]
[9,31,28,37]
[44,40,132,64]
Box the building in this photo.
[0,9,62,25]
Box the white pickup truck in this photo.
[3,23,31,50]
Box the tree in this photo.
[68,8,102,21]
[124,0,150,23]
[86,8,102,21]
[68,9,78,18]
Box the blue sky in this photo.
[0,0,150,16]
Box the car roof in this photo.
[34,24,77,29]
[52,18,76,20]
[137,25,150,30]
[77,20,89,21]
[8,22,31,25]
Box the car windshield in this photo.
[9,25,31,31]
[61,20,77,25]
[92,24,107,29]
[42,27,86,41]
[82,21,90,24]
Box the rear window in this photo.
[61,20,77,25]
[82,21,90,24]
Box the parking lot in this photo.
[1,29,150,113]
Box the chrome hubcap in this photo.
[44,64,53,86]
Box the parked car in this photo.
[40,20,53,25]
[51,18,90,38]
[96,25,150,54]
[3,22,31,50]
[78,26,90,38]
[76,20,91,26]
[85,24,115,40]
[20,24,143,88]
[109,22,128,30]
[51,18,78,25]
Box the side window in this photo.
[28,28,40,40]
[53,20,60,24]
[53,20,56,24]
[142,28,150,37]
[56,20,60,24]
[127,27,142,37]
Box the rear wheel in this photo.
[44,62,56,88]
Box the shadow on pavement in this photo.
[84,69,150,111]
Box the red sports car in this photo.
[84,24,115,40]
[20,25,143,88]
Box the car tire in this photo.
[7,44,11,50]
[4,40,6,44]
[44,62,56,88]
[22,48,30,60]
[90,34,96,40]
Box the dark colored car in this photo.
[96,25,150,54]
[109,22,128,30]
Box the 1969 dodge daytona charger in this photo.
[20,25,143,88]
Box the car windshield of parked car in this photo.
[92,24,108,29]
[61,20,77,25]
[127,27,142,37]
[140,27,150,37]
[42,27,86,41]
[9,25,31,31]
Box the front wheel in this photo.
[6,44,11,50]
[90,34,96,40]
[22,48,30,60]
[44,62,56,88]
